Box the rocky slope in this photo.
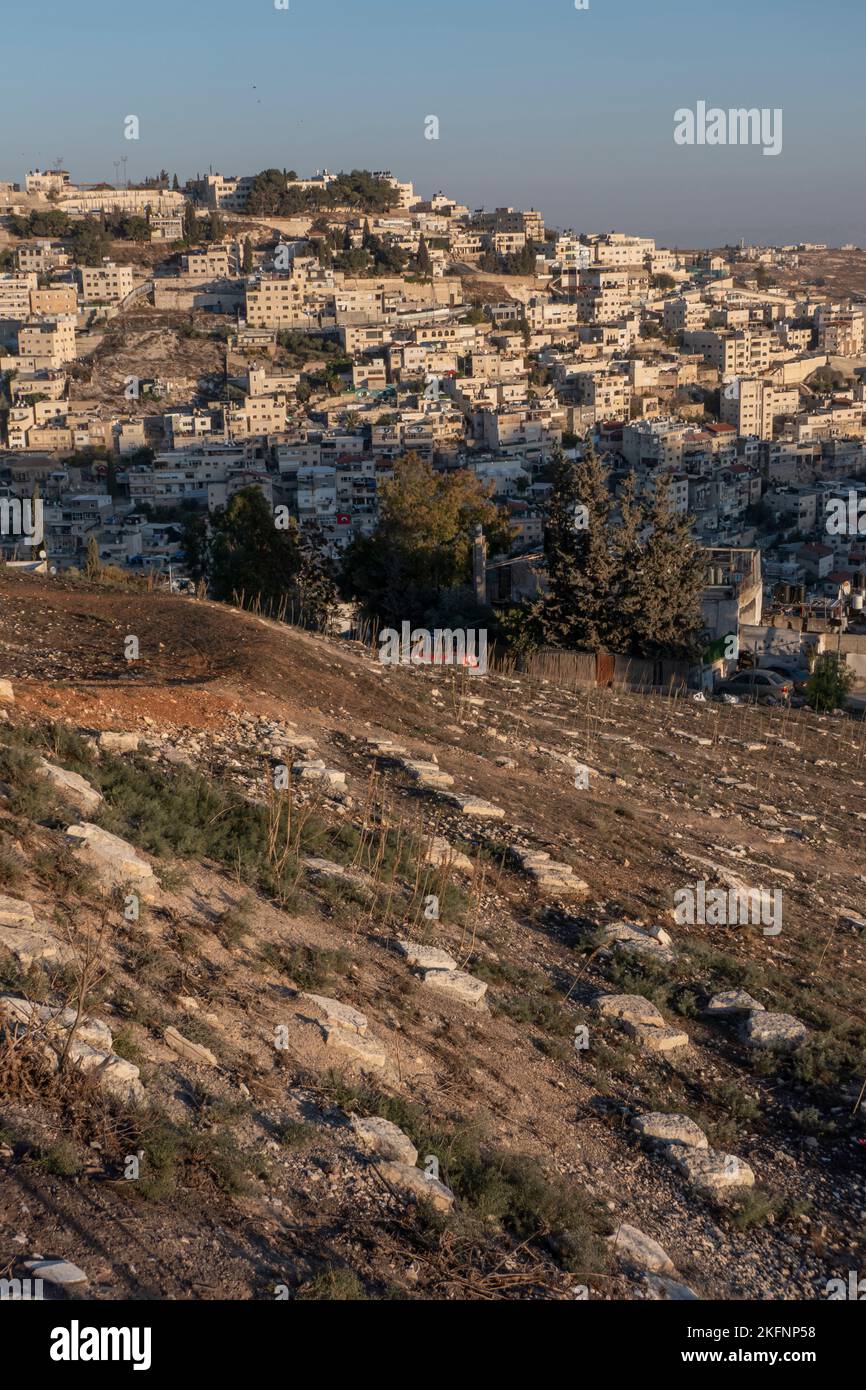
[0,570,864,1301]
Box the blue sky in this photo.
[2,0,864,246]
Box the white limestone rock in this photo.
[0,925,71,969]
[23,1258,87,1288]
[424,837,474,874]
[98,731,140,754]
[704,990,765,1017]
[739,1011,807,1052]
[672,1147,755,1196]
[0,896,35,928]
[301,994,367,1036]
[37,760,103,815]
[593,994,666,1028]
[609,1223,675,1275]
[395,940,458,972]
[66,823,159,899]
[420,967,488,1008]
[350,1115,418,1165]
[631,1113,708,1150]
[322,1025,387,1069]
[377,1160,455,1212]
[164,1026,218,1068]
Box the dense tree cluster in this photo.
[339,452,510,630]
[181,487,338,631]
[311,221,408,277]
[479,239,539,275]
[527,443,706,660]
[246,169,401,217]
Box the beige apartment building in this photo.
[181,247,231,278]
[241,394,290,434]
[573,368,632,417]
[490,230,527,255]
[246,260,337,328]
[79,262,135,302]
[576,268,631,323]
[719,376,801,440]
[0,274,37,319]
[816,304,865,356]
[18,242,70,274]
[25,168,72,195]
[17,315,76,368]
[587,233,656,267]
[197,174,258,211]
[683,328,772,375]
[30,285,78,316]
[149,211,184,242]
[663,294,710,334]
[246,279,314,327]
[720,377,773,439]
[525,298,579,332]
[473,207,545,242]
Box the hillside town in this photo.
[3,163,866,689]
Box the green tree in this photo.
[340,452,508,627]
[296,525,339,630]
[195,487,301,606]
[181,514,210,582]
[183,201,198,244]
[537,441,616,650]
[84,534,101,581]
[416,233,433,278]
[804,652,855,712]
[615,476,704,660]
[242,238,254,274]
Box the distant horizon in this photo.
[4,160,860,256]
[2,0,863,249]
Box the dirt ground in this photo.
[1,570,865,1300]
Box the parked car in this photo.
[715,669,793,705]
[760,663,810,694]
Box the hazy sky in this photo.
[2,0,864,247]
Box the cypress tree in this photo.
[622,476,705,659]
[537,439,615,651]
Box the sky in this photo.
[2,0,864,247]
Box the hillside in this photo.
[0,569,865,1302]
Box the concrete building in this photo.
[683,328,772,375]
[0,274,37,320]
[816,304,865,357]
[17,316,76,368]
[78,262,135,302]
